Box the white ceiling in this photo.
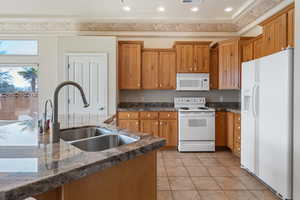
[0,0,253,23]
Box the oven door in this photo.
[179,112,215,141]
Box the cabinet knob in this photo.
[237,126,240,129]
[156,122,159,125]
[160,122,163,125]
[190,68,193,71]
[137,83,141,87]
[160,84,163,87]
[194,67,197,71]
[147,114,150,117]
[136,122,139,125]
[167,114,170,117]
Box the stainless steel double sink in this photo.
[60,127,139,152]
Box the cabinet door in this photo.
[159,120,178,147]
[118,120,140,132]
[194,45,210,73]
[288,8,294,47]
[176,45,194,73]
[263,13,287,56]
[241,41,253,62]
[210,47,219,89]
[233,113,241,157]
[142,51,159,89]
[140,120,159,137]
[159,51,176,89]
[219,44,230,89]
[229,41,240,89]
[253,36,264,59]
[226,112,234,151]
[215,112,227,146]
[119,43,142,89]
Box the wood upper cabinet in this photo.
[215,111,227,147]
[140,120,159,137]
[175,44,194,73]
[210,46,219,89]
[253,35,264,59]
[159,119,178,147]
[142,51,159,89]
[175,42,211,73]
[218,39,240,90]
[142,49,176,90]
[241,40,254,62]
[262,13,287,56]
[159,51,176,89]
[118,41,143,90]
[288,8,295,47]
[194,45,210,73]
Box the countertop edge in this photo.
[2,137,166,200]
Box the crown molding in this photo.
[0,0,291,35]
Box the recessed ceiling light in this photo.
[191,7,199,12]
[123,6,131,12]
[224,7,233,12]
[157,6,165,12]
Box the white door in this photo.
[67,54,108,117]
[257,49,293,199]
[241,60,257,174]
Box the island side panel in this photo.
[62,151,157,200]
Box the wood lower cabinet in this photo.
[118,120,140,132]
[118,111,177,147]
[118,41,143,90]
[175,41,211,73]
[140,120,159,137]
[226,112,234,151]
[142,49,176,90]
[159,120,178,147]
[233,113,241,157]
[215,111,227,147]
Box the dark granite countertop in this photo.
[118,102,241,113]
[0,115,165,200]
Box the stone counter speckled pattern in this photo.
[0,116,165,200]
[118,102,240,113]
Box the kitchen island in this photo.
[0,115,165,200]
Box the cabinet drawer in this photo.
[118,112,139,120]
[140,112,159,120]
[159,112,177,120]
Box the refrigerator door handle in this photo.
[251,85,256,117]
[253,85,259,117]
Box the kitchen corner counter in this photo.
[0,115,165,200]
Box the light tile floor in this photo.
[157,150,280,200]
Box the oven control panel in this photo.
[174,97,206,108]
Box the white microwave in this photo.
[176,73,210,91]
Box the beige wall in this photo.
[294,1,300,199]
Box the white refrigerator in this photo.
[241,49,293,200]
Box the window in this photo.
[0,64,38,121]
[0,40,38,55]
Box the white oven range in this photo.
[175,97,215,152]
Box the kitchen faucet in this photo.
[43,99,53,132]
[52,81,89,143]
